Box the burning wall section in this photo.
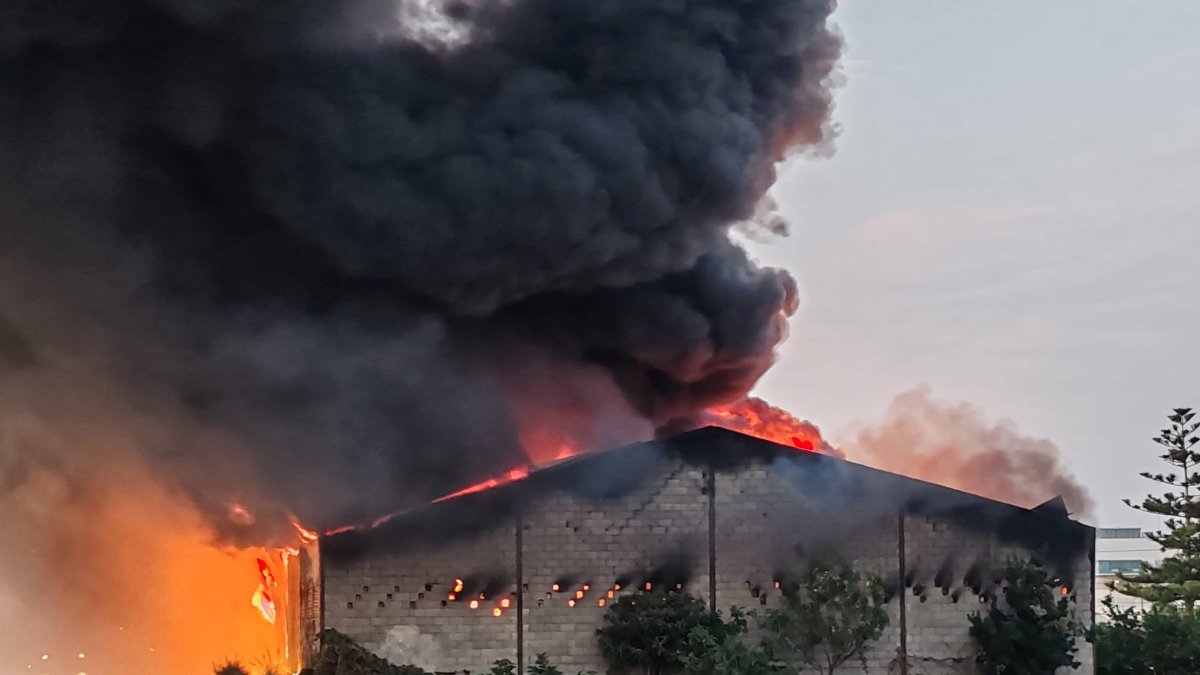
[319,429,1094,675]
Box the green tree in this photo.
[1089,597,1148,675]
[679,608,780,675]
[1113,408,1200,610]
[969,559,1083,675]
[759,559,888,675]
[1090,596,1200,675]
[596,590,724,675]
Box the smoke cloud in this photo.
[841,388,1094,519]
[0,0,841,532]
[0,0,840,666]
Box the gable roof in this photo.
[322,426,1093,566]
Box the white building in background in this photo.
[1094,527,1166,618]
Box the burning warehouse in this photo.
[0,0,1100,671]
[295,427,1095,675]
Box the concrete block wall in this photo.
[321,453,1095,675]
[713,462,903,674]
[899,515,1094,675]
[901,514,997,675]
[323,520,519,673]
[522,461,710,673]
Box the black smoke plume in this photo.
[0,0,841,539]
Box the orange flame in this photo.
[431,467,530,503]
[703,397,838,455]
[290,520,319,544]
[256,558,276,587]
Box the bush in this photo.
[679,608,779,675]
[491,653,590,675]
[596,589,726,675]
[526,653,565,675]
[1091,596,1200,675]
[760,559,888,675]
[969,559,1083,675]
[214,663,250,675]
[490,658,517,675]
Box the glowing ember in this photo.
[598,598,606,607]
[1061,587,1070,596]
[567,599,576,608]
[453,579,465,593]
[469,600,480,610]
[702,397,838,455]
[448,593,457,601]
[432,467,531,503]
[551,583,560,592]
[500,598,512,608]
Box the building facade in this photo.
[1093,526,1165,618]
[312,428,1095,674]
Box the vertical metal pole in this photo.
[897,509,908,675]
[516,507,525,672]
[707,470,717,611]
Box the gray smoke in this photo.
[842,388,1094,519]
[0,0,842,536]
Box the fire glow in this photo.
[432,467,531,503]
[703,397,835,455]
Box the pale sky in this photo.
[748,1,1200,527]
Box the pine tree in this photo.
[1113,408,1200,610]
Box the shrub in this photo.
[969,559,1083,675]
[760,559,888,674]
[679,608,779,675]
[597,589,725,675]
[214,662,250,675]
[526,653,565,675]
[1090,596,1200,675]
[490,658,517,675]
